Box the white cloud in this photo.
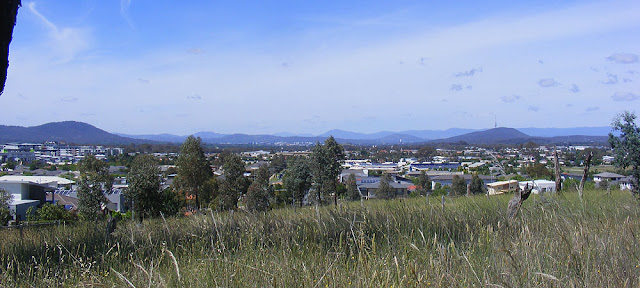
[569,84,580,93]
[120,0,135,29]
[602,73,619,84]
[611,92,639,101]
[538,78,560,87]
[454,68,482,77]
[606,53,638,64]
[27,2,91,62]
[450,84,463,91]
[501,95,521,103]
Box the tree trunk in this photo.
[578,152,593,199]
[554,147,562,192]
[0,0,20,96]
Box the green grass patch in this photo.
[1,189,639,287]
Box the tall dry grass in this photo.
[1,189,639,287]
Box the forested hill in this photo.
[0,121,149,145]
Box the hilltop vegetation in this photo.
[1,190,639,287]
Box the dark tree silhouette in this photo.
[1,0,20,95]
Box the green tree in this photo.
[37,203,73,221]
[414,170,432,195]
[609,111,640,197]
[451,175,467,196]
[377,173,395,199]
[269,154,287,174]
[0,188,11,225]
[175,136,212,209]
[160,187,182,216]
[310,136,345,205]
[526,163,552,179]
[127,154,162,221]
[469,174,486,194]
[416,146,436,162]
[219,153,247,210]
[77,154,113,220]
[346,173,360,201]
[283,156,312,206]
[245,165,271,212]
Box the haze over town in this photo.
[1,0,639,135]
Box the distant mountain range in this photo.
[1,121,612,146]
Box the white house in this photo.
[486,180,519,195]
[519,180,556,194]
[0,181,52,222]
[0,175,74,189]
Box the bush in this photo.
[37,203,74,221]
[0,208,11,226]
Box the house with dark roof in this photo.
[358,181,411,199]
[430,174,495,187]
[593,172,626,189]
[619,176,635,191]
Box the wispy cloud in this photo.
[569,84,580,93]
[585,107,600,112]
[500,95,521,103]
[120,0,135,29]
[137,78,150,84]
[450,84,463,91]
[602,73,619,84]
[538,78,560,87]
[27,2,90,62]
[606,53,638,64]
[187,48,205,55]
[611,92,639,101]
[60,97,78,103]
[187,94,202,100]
[454,68,482,77]
[527,105,540,112]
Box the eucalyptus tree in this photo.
[609,111,640,197]
[127,154,162,221]
[283,156,313,206]
[175,136,212,209]
[310,136,345,205]
[77,154,113,220]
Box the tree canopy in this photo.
[219,153,247,210]
[127,154,162,221]
[176,136,212,209]
[377,173,395,199]
[451,175,467,196]
[283,156,313,206]
[77,154,113,220]
[310,136,345,205]
[609,111,640,197]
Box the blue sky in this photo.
[1,0,639,135]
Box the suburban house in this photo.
[48,192,79,211]
[593,172,626,188]
[0,175,74,189]
[518,180,556,194]
[0,180,52,222]
[358,181,412,199]
[340,169,368,182]
[486,180,519,195]
[430,174,495,187]
[352,175,413,199]
[593,172,625,182]
[619,176,635,191]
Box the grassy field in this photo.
[1,189,639,287]
[564,164,624,174]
